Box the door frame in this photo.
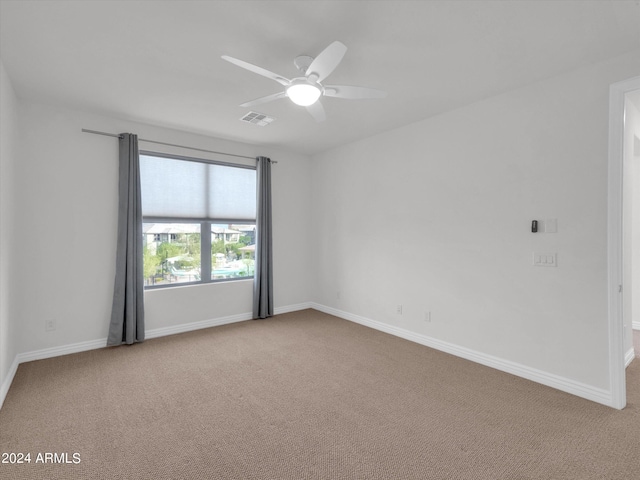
[608,75,640,409]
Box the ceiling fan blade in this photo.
[222,55,290,86]
[240,91,286,108]
[323,85,387,100]
[305,41,347,82]
[306,101,326,122]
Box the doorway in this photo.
[623,89,640,366]
[608,76,640,410]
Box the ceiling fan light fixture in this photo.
[286,81,322,106]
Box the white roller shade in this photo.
[140,154,256,221]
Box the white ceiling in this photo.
[1,0,639,156]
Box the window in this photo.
[140,152,257,288]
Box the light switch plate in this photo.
[533,252,557,267]
[545,218,558,233]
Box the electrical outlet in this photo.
[396,304,403,314]
[45,319,56,332]
[337,291,341,300]
[424,312,431,322]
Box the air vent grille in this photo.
[240,111,275,126]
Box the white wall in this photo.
[623,94,640,344]
[311,51,640,392]
[12,101,312,354]
[0,60,19,402]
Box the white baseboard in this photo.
[625,348,636,368]
[275,302,313,315]
[633,321,640,331]
[18,338,108,364]
[310,303,614,408]
[146,303,313,340]
[145,312,253,339]
[0,356,19,411]
[0,302,311,411]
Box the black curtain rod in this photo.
[81,129,275,162]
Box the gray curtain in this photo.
[253,156,273,319]
[107,133,145,345]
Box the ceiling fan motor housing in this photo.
[294,55,314,73]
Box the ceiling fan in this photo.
[222,41,387,122]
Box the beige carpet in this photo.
[1,309,639,480]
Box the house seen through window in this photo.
[140,152,257,288]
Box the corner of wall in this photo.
[0,58,20,410]
[0,356,19,410]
